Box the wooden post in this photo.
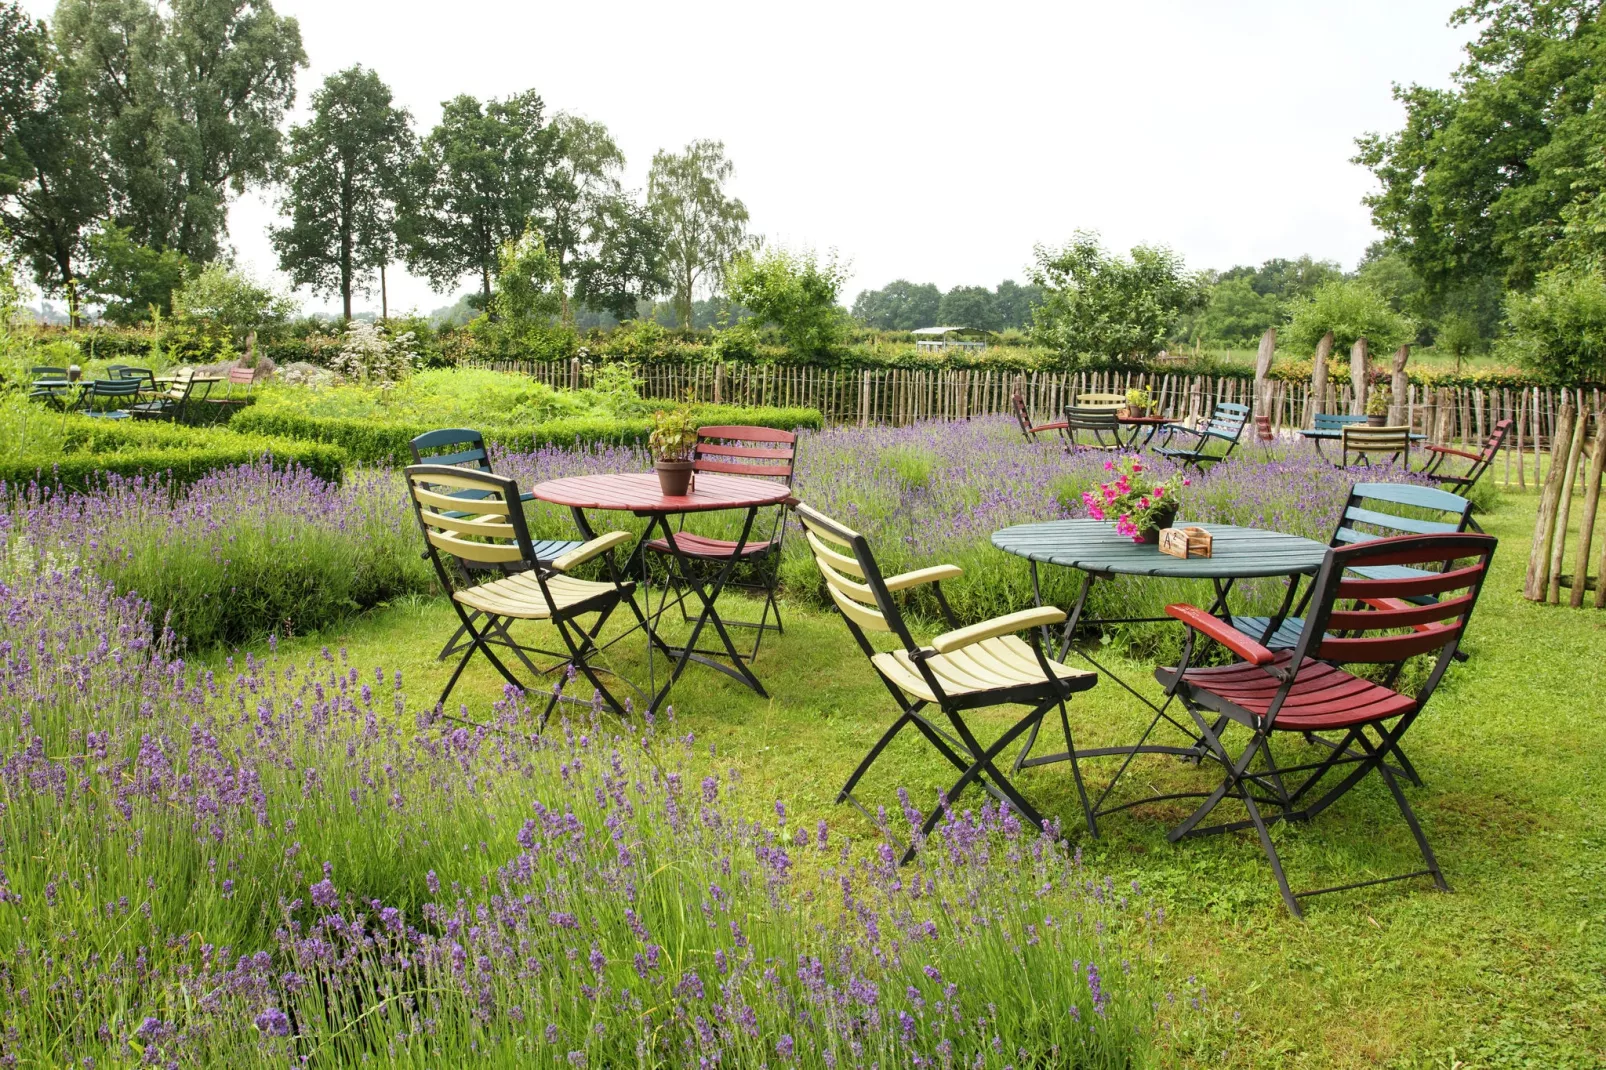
[1548,398,1589,603]
[1309,331,1332,426]
[1389,344,1409,425]
[1570,407,1605,607]
[1253,327,1276,417]
[1349,336,1369,415]
[1525,401,1575,601]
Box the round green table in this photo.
[990,518,1329,825]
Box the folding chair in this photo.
[1061,405,1122,451]
[794,502,1098,861]
[1154,401,1248,468]
[1011,390,1067,443]
[409,428,586,662]
[74,377,144,419]
[1154,531,1497,916]
[27,367,72,409]
[1252,414,1276,457]
[1339,424,1411,470]
[1421,419,1513,501]
[129,367,196,421]
[203,366,257,419]
[405,464,636,720]
[644,425,798,660]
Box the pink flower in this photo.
[1103,460,1114,471]
[1153,485,1165,498]
[1131,461,1143,473]
[1088,505,1106,520]
[1182,478,1192,486]
[1139,497,1149,509]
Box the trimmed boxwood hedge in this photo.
[229,404,825,464]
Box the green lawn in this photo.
[219,488,1606,1069]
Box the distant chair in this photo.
[129,367,196,422]
[74,378,144,420]
[116,366,158,393]
[1010,390,1067,444]
[1339,424,1412,470]
[1154,401,1249,468]
[1421,419,1513,502]
[1312,412,1367,431]
[1061,405,1122,451]
[204,366,259,420]
[1076,392,1127,410]
[27,366,72,409]
[1253,414,1276,457]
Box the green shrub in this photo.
[230,404,823,464]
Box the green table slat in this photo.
[990,520,1328,579]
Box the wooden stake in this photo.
[1570,407,1605,607]
[1310,331,1332,425]
[1526,402,1575,601]
[1350,335,1369,415]
[1253,327,1276,417]
[1548,398,1588,603]
[1390,344,1409,425]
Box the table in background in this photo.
[1298,426,1427,461]
[532,472,791,715]
[989,519,1328,826]
[1115,413,1171,449]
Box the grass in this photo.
[219,484,1606,1069]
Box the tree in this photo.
[1193,276,1284,346]
[850,279,941,330]
[1498,263,1606,382]
[572,193,668,322]
[1028,231,1204,360]
[936,285,1001,332]
[0,2,106,323]
[269,67,413,320]
[1355,0,1606,302]
[399,90,552,305]
[535,114,623,324]
[993,279,1042,331]
[172,261,294,344]
[724,247,849,356]
[1283,279,1412,356]
[53,0,306,263]
[647,140,749,329]
[80,223,190,323]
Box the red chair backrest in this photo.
[1293,533,1497,665]
[1011,391,1033,435]
[692,425,797,484]
[228,367,255,385]
[1254,415,1274,442]
[1481,418,1513,462]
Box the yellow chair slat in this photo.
[426,529,526,565]
[419,509,517,539]
[410,470,507,494]
[827,582,890,633]
[411,484,513,515]
[819,559,878,605]
[805,530,865,578]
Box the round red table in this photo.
[532,472,792,713]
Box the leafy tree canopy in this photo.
[80,224,192,324]
[724,246,849,356]
[535,113,624,323]
[647,140,749,329]
[572,193,668,323]
[172,261,294,344]
[1497,262,1606,381]
[937,285,1001,332]
[1193,276,1284,346]
[1283,278,1412,355]
[1028,231,1204,361]
[1355,0,1606,301]
[850,279,940,330]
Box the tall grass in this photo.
[0,565,1165,1067]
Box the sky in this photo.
[19,0,1477,317]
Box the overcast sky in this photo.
[21,0,1475,317]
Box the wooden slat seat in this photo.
[872,636,1092,703]
[1156,653,1415,730]
[453,571,625,619]
[643,532,780,559]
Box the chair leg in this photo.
[1360,734,1450,892]
[1237,777,1303,917]
[439,612,525,710]
[839,712,916,804]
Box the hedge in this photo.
[1,441,346,494]
[229,404,825,465]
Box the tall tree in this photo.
[572,193,668,322]
[53,0,306,263]
[270,66,413,320]
[992,279,1042,331]
[0,2,105,323]
[850,279,941,330]
[398,90,552,305]
[1029,231,1204,361]
[535,113,623,324]
[646,140,749,329]
[937,285,1001,331]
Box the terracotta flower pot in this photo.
[1367,413,1387,427]
[654,459,694,496]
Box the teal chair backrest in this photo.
[1314,412,1367,431]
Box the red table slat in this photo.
[531,472,791,514]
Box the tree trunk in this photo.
[558,250,572,326]
[380,262,388,322]
[1390,344,1409,425]
[1253,327,1276,418]
[1350,336,1369,416]
[1309,330,1332,424]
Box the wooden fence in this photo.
[480,358,1604,484]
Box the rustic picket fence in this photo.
[479,358,1605,488]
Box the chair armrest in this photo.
[1031,420,1069,433]
[930,606,1066,654]
[1164,603,1275,665]
[884,564,963,591]
[1162,422,1203,436]
[551,530,633,572]
[1424,444,1481,462]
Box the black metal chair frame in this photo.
[74,377,145,419]
[646,425,799,663]
[408,428,586,664]
[794,502,1098,863]
[1154,532,1497,916]
[1154,401,1249,467]
[405,464,638,723]
[129,370,197,422]
[1420,418,1513,500]
[28,366,73,410]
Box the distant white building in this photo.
[910,326,992,352]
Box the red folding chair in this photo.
[1420,418,1512,508]
[1153,532,1497,916]
[1011,390,1068,444]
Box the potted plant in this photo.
[1366,388,1391,427]
[649,408,700,495]
[1080,456,1189,544]
[1123,386,1155,418]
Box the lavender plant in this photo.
[0,565,1166,1067]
